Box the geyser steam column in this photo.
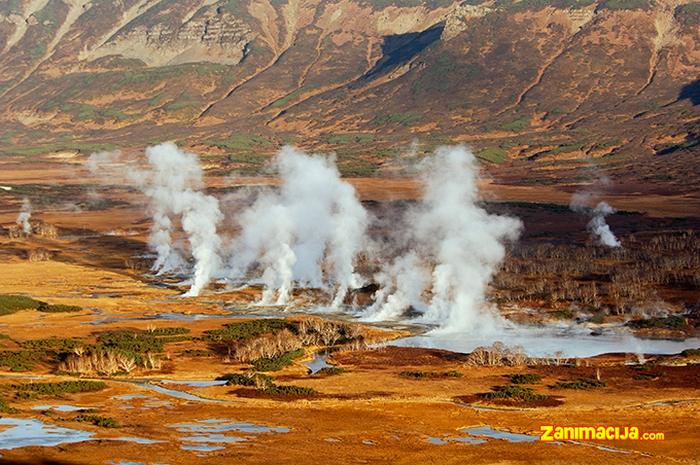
[141,143,223,296]
[364,146,522,333]
[228,146,368,307]
[88,143,222,297]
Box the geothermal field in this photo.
[0,141,698,465]
[0,0,699,464]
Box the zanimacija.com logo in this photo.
[540,425,665,441]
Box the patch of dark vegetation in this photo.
[493,231,700,317]
[0,350,39,371]
[0,295,83,315]
[399,370,463,379]
[508,373,542,384]
[675,4,700,27]
[179,349,213,357]
[208,317,382,372]
[633,372,662,381]
[14,380,106,396]
[205,319,292,343]
[554,378,606,390]
[146,327,190,336]
[217,372,273,387]
[73,414,120,428]
[37,304,82,313]
[479,384,547,402]
[681,348,700,356]
[252,348,305,372]
[21,337,84,352]
[0,396,17,413]
[627,315,689,330]
[260,384,316,396]
[601,0,650,10]
[314,367,345,377]
[495,0,597,11]
[0,294,45,315]
[95,331,166,356]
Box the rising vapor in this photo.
[363,146,522,333]
[88,143,222,296]
[569,175,621,248]
[588,201,621,248]
[227,146,368,306]
[16,197,32,234]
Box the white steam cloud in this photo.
[363,146,522,333]
[88,141,521,329]
[16,197,32,234]
[88,143,222,296]
[569,175,621,248]
[227,146,368,307]
[588,201,621,248]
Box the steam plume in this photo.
[569,175,621,248]
[588,201,621,248]
[16,197,32,234]
[228,146,368,306]
[88,143,222,296]
[363,146,522,333]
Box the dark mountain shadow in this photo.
[679,78,700,105]
[655,132,699,156]
[357,22,445,83]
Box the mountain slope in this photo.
[0,0,698,192]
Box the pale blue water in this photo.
[0,418,94,449]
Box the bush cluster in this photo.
[479,385,547,402]
[554,378,606,390]
[14,380,107,396]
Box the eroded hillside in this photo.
[0,0,698,192]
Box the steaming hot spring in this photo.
[85,142,700,359]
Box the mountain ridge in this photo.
[0,0,698,193]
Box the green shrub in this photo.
[601,0,649,10]
[681,348,700,357]
[0,295,46,315]
[400,370,463,379]
[633,372,662,381]
[261,384,316,396]
[476,147,507,164]
[14,380,106,396]
[21,337,84,352]
[315,367,345,376]
[400,370,433,378]
[0,396,17,413]
[37,303,82,313]
[217,372,273,387]
[509,373,542,384]
[327,133,375,145]
[147,327,190,336]
[479,385,547,402]
[95,330,165,356]
[627,315,687,330]
[252,348,305,372]
[554,378,606,390]
[205,319,293,342]
[74,414,120,428]
[0,350,38,371]
[500,116,530,132]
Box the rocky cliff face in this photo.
[0,0,697,191]
[87,6,255,67]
